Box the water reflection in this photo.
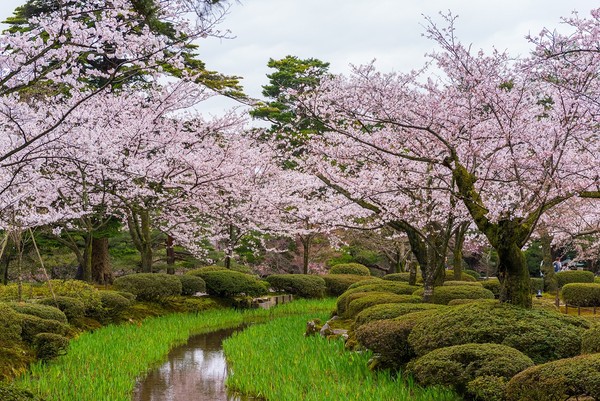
[133,326,250,401]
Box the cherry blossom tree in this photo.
[284,11,600,307]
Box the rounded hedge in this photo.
[382,273,412,282]
[354,302,442,329]
[98,291,131,318]
[8,303,67,324]
[18,314,69,343]
[443,281,483,287]
[480,278,501,298]
[113,273,183,301]
[447,298,486,306]
[321,274,373,296]
[33,332,69,361]
[530,277,544,294]
[355,310,440,369]
[561,283,600,307]
[464,269,481,279]
[445,270,477,282]
[177,275,206,296]
[0,303,22,344]
[506,353,600,401]
[265,274,325,298]
[412,285,495,305]
[39,280,102,315]
[196,270,267,298]
[329,263,371,276]
[555,270,595,288]
[346,278,384,290]
[408,301,591,364]
[408,343,534,397]
[345,293,422,319]
[116,291,136,301]
[336,282,419,316]
[38,296,85,321]
[582,325,600,354]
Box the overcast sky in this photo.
[0,0,597,116]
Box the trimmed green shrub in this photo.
[595,276,600,284]
[98,291,131,318]
[581,325,600,354]
[412,285,495,305]
[530,277,544,294]
[33,332,69,361]
[329,263,371,276]
[186,265,227,276]
[355,310,440,369]
[346,278,384,290]
[505,353,600,401]
[464,269,481,279]
[354,302,442,329]
[0,283,38,302]
[0,302,22,344]
[113,273,183,301]
[336,282,419,316]
[561,283,600,306]
[0,382,44,401]
[345,293,422,319]
[443,281,482,286]
[555,270,595,288]
[408,343,533,398]
[445,270,477,282]
[321,274,372,296]
[116,291,136,301]
[39,280,102,315]
[196,270,267,298]
[408,301,591,364]
[8,303,67,324]
[265,274,325,298]
[177,275,206,296]
[447,298,484,306]
[382,273,412,282]
[38,296,85,321]
[467,375,507,401]
[18,314,69,343]
[481,278,501,298]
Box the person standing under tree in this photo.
[553,258,562,273]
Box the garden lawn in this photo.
[15,298,335,401]
[223,314,462,401]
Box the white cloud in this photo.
[1,0,596,116]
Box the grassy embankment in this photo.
[223,313,462,401]
[15,298,335,401]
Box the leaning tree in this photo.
[283,11,599,307]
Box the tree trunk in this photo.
[92,237,112,285]
[300,235,311,274]
[127,208,153,273]
[166,235,175,274]
[451,223,468,280]
[408,260,417,286]
[81,236,93,282]
[1,258,8,285]
[224,253,232,269]
[389,221,447,303]
[540,232,556,292]
[451,163,534,307]
[496,223,532,308]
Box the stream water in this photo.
[132,326,251,401]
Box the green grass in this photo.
[15,298,335,401]
[223,314,462,401]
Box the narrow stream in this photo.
[132,326,252,401]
